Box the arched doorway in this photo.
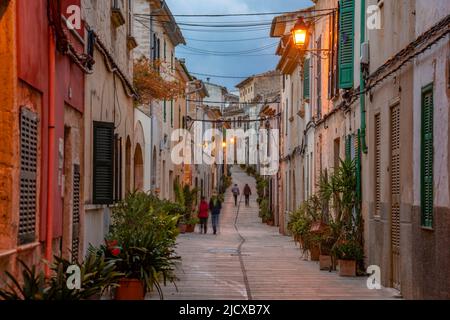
[125,137,131,194]
[134,144,144,191]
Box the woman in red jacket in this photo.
[198,196,209,234]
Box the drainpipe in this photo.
[360,0,368,154]
[45,25,56,277]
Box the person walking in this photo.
[231,184,240,206]
[198,196,209,234]
[209,193,222,235]
[243,183,252,207]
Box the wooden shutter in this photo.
[345,135,351,160]
[163,100,167,122]
[375,114,381,216]
[72,164,81,263]
[93,121,114,204]
[19,107,38,245]
[171,100,174,127]
[421,85,434,227]
[390,104,401,290]
[303,58,310,100]
[338,0,355,89]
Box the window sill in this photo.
[0,242,41,259]
[421,226,434,232]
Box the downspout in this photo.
[360,0,368,154]
[45,25,56,277]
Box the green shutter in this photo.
[338,0,355,89]
[303,58,310,99]
[171,100,174,127]
[345,135,351,160]
[93,121,114,205]
[163,100,166,122]
[421,84,434,228]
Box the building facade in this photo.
[82,0,137,253]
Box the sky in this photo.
[165,0,314,92]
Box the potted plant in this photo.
[0,252,123,300]
[107,192,181,300]
[174,182,199,233]
[185,216,200,233]
[333,239,364,277]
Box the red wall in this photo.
[17,0,84,241]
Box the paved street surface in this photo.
[153,167,398,300]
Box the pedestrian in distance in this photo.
[243,183,252,207]
[198,196,209,234]
[209,192,222,235]
[231,184,240,206]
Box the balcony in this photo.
[127,35,138,50]
[111,0,125,28]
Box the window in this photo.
[421,84,434,227]
[114,134,123,201]
[93,121,114,204]
[19,107,38,245]
[152,34,157,61]
[328,9,339,99]
[290,82,294,118]
[338,0,355,89]
[334,137,340,169]
[163,100,167,123]
[303,58,310,100]
[316,36,322,118]
[374,114,381,217]
[164,40,167,61]
[72,164,81,263]
[170,100,174,128]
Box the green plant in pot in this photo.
[107,192,181,300]
[173,182,199,232]
[332,238,364,277]
[0,251,122,300]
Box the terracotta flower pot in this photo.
[338,259,356,277]
[319,255,332,270]
[310,245,320,261]
[186,224,196,233]
[178,224,187,233]
[115,278,145,300]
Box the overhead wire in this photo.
[136,8,336,18]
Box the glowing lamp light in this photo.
[230,137,235,144]
[222,142,227,148]
[292,18,308,48]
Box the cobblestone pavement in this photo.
[152,167,399,300]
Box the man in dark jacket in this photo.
[243,184,252,207]
[231,184,240,206]
[209,193,222,235]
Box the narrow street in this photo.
[155,167,397,300]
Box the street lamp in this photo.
[292,17,308,48]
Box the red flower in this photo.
[111,248,121,256]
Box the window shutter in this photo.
[93,121,114,205]
[338,0,355,89]
[163,100,167,122]
[345,135,351,160]
[421,85,434,227]
[19,107,38,245]
[171,100,174,128]
[303,58,310,99]
[72,164,81,263]
[375,114,381,216]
